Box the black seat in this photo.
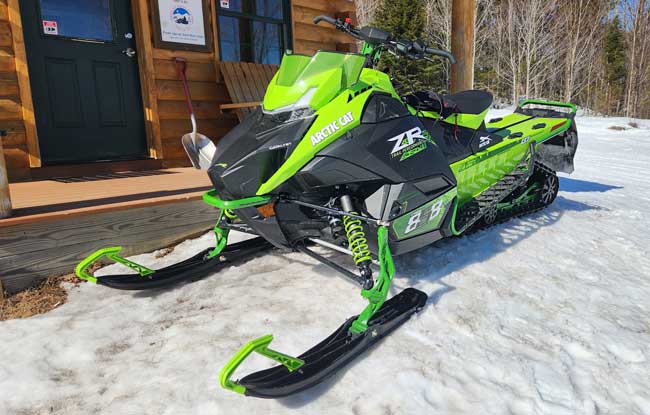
[404,90,493,116]
[442,90,493,115]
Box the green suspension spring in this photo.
[343,214,372,265]
[223,209,238,220]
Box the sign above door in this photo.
[151,0,213,52]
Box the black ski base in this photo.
[239,287,428,398]
[96,238,272,290]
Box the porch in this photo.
[0,167,218,293]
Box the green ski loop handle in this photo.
[75,247,155,284]
[350,225,395,334]
[219,334,305,395]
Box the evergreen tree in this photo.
[603,15,627,114]
[372,0,444,94]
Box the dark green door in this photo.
[20,0,147,165]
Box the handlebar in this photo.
[313,15,338,25]
[412,42,457,64]
[313,15,455,64]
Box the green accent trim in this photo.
[497,183,540,211]
[202,190,272,209]
[443,108,488,130]
[75,247,154,284]
[350,226,395,334]
[207,218,230,259]
[219,334,305,395]
[449,198,462,236]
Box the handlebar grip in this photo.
[426,47,456,64]
[313,15,337,25]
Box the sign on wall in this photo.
[152,0,212,52]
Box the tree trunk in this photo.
[451,0,476,92]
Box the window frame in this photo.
[216,0,293,64]
[36,0,117,44]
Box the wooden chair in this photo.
[220,61,279,121]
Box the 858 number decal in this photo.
[404,200,444,234]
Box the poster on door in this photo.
[157,0,207,47]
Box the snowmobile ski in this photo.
[220,287,427,398]
[75,237,272,290]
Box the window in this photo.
[39,0,113,42]
[217,0,292,65]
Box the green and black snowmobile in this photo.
[75,16,578,398]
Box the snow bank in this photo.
[1,112,649,414]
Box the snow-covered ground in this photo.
[2,112,650,415]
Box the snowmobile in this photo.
[75,16,578,398]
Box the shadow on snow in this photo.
[559,177,623,193]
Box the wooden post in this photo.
[450,0,476,93]
[0,130,12,219]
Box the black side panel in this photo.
[208,110,315,199]
[294,157,383,189]
[420,118,476,164]
[319,116,456,186]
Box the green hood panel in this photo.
[263,52,366,112]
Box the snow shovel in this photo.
[175,57,216,170]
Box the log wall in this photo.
[0,0,357,179]
[0,0,31,181]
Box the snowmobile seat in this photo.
[404,90,493,117]
[443,90,493,115]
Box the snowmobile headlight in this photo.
[263,87,317,121]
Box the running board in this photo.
[219,288,428,398]
[75,238,273,290]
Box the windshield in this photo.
[264,51,366,112]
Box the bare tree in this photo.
[622,0,650,117]
[559,0,610,102]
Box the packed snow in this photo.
[2,111,650,415]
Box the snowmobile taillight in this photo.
[551,120,567,132]
[257,202,276,218]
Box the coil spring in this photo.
[343,214,372,265]
[223,209,237,220]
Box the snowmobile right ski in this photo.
[220,288,427,398]
[219,225,428,398]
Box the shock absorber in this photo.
[340,195,374,289]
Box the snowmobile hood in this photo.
[263,51,366,113]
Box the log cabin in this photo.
[0,0,357,293]
[0,0,357,181]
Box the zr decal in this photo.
[387,127,428,161]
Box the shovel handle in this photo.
[174,58,195,119]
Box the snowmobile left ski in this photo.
[75,208,273,290]
[75,15,578,398]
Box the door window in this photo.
[217,0,291,65]
[39,0,113,42]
